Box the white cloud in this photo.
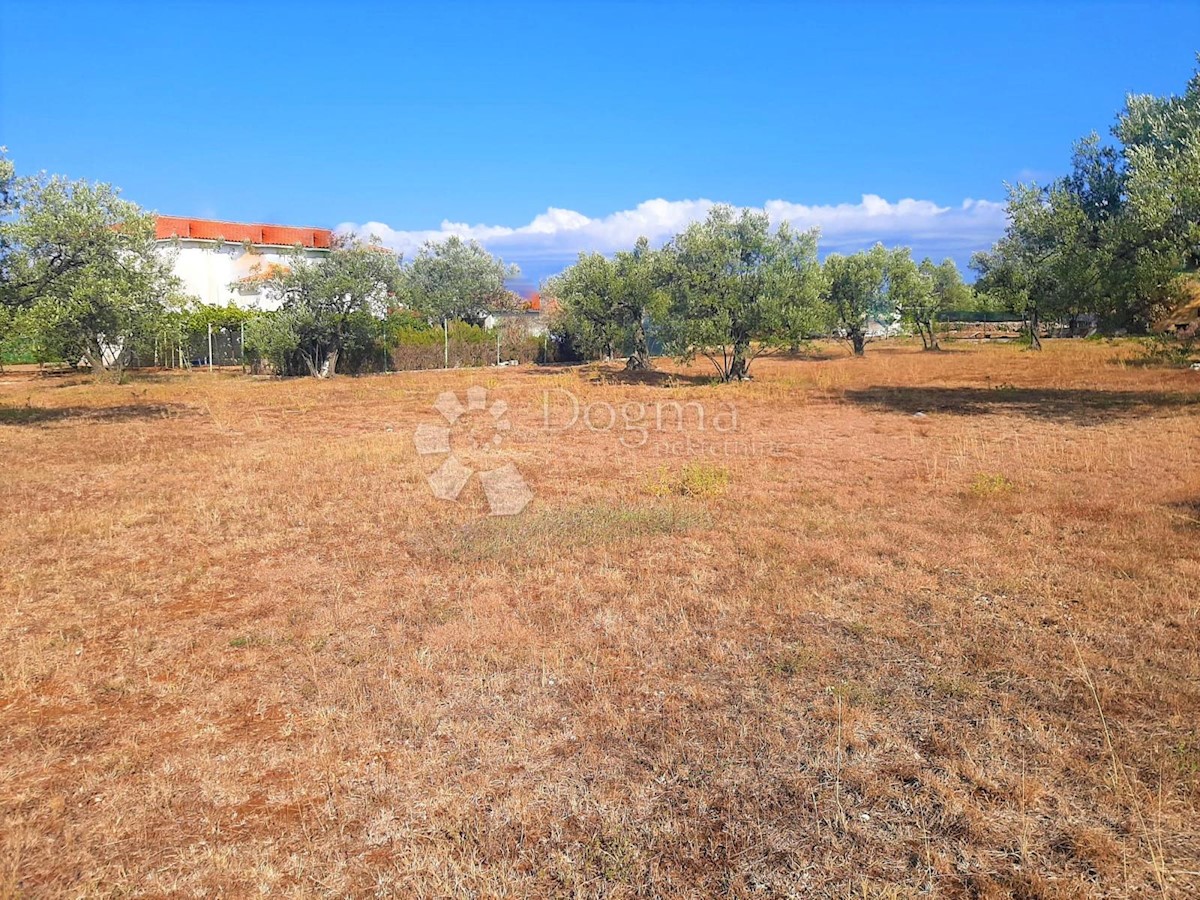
[338,194,1007,283]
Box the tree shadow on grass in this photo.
[0,404,191,426]
[1167,499,1200,528]
[844,386,1200,425]
[601,369,720,387]
[525,363,717,387]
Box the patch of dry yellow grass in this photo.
[1,340,1198,896]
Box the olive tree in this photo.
[404,235,519,327]
[920,258,971,347]
[1118,64,1200,272]
[887,249,934,350]
[264,240,402,377]
[971,181,1103,349]
[663,206,822,381]
[822,244,890,356]
[890,252,971,351]
[611,237,665,370]
[548,236,666,369]
[545,252,623,361]
[768,223,829,350]
[971,62,1200,338]
[0,157,178,375]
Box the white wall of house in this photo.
[484,310,549,337]
[160,239,330,311]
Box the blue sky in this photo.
[2,1,1198,287]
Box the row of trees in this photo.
[246,237,520,377]
[547,206,972,381]
[550,61,1200,371]
[971,61,1199,347]
[0,149,524,377]
[9,61,1193,378]
[0,149,983,383]
[0,147,989,384]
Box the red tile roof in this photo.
[520,291,559,314]
[155,216,333,249]
[524,292,560,315]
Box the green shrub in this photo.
[647,463,730,498]
[1134,334,1196,368]
[971,473,1016,497]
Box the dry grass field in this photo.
[1,339,1199,898]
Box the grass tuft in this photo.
[646,462,730,498]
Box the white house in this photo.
[483,291,557,337]
[155,216,333,311]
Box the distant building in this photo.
[485,291,559,337]
[155,216,333,311]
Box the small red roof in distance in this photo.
[156,216,333,249]
[520,290,559,314]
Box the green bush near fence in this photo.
[0,331,39,365]
[239,309,549,376]
[387,317,544,371]
[0,302,553,375]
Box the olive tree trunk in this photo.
[625,315,655,371]
[923,319,940,351]
[728,339,751,381]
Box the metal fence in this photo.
[7,322,558,376]
[126,324,245,370]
